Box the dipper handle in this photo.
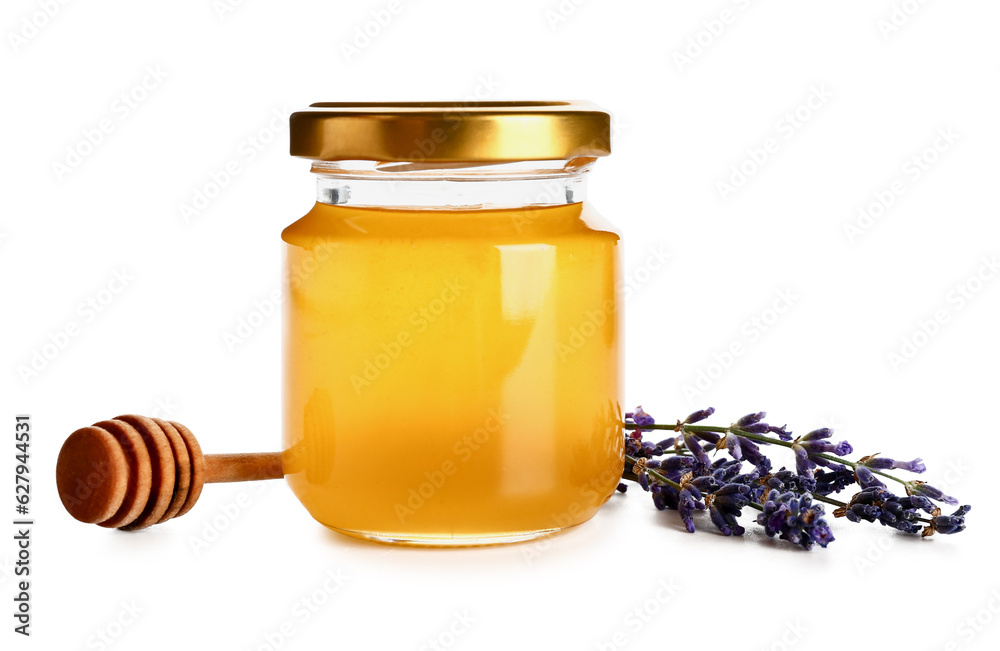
[205,452,284,483]
[56,415,284,530]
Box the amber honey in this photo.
[281,200,622,544]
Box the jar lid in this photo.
[289,101,611,163]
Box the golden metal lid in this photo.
[289,101,611,163]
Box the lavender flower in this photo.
[625,406,656,432]
[797,439,853,457]
[854,466,886,489]
[724,434,743,460]
[766,468,817,494]
[898,494,935,513]
[929,505,971,535]
[813,465,856,495]
[907,481,959,506]
[677,486,704,533]
[682,431,712,466]
[683,408,715,424]
[654,437,676,451]
[859,455,926,474]
[758,490,834,550]
[735,412,766,428]
[737,436,771,473]
[894,458,927,473]
[661,456,696,473]
[707,484,750,536]
[801,428,833,441]
[618,406,970,549]
[832,486,946,535]
[792,428,854,472]
[769,424,792,441]
[842,503,884,525]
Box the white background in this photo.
[3,1,999,649]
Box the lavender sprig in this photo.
[620,406,971,549]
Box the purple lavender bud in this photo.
[908,481,959,506]
[630,406,656,432]
[659,485,679,509]
[801,427,833,441]
[655,437,676,450]
[849,503,882,522]
[855,466,886,489]
[715,483,750,498]
[831,441,853,456]
[932,515,965,535]
[740,422,772,434]
[801,428,833,441]
[798,440,836,455]
[894,458,926,473]
[738,437,772,473]
[811,524,835,547]
[898,495,935,513]
[616,483,628,493]
[756,490,832,550]
[683,407,715,424]
[768,424,792,441]
[735,412,767,427]
[814,466,856,495]
[894,520,922,534]
[645,459,661,469]
[694,431,722,445]
[709,506,734,536]
[768,468,814,494]
[853,487,892,504]
[639,472,650,491]
[677,488,700,533]
[663,456,695,472]
[882,500,904,519]
[691,476,719,494]
[793,445,816,476]
[861,456,924,473]
[683,432,712,466]
[713,460,742,483]
[861,457,896,470]
[725,434,743,460]
[708,485,749,537]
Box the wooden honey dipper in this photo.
[56,415,283,530]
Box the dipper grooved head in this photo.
[56,416,206,530]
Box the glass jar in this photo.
[281,102,623,545]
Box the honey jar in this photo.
[282,102,623,544]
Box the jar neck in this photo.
[311,159,592,209]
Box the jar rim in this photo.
[289,101,611,164]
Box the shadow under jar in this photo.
[281,102,624,545]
